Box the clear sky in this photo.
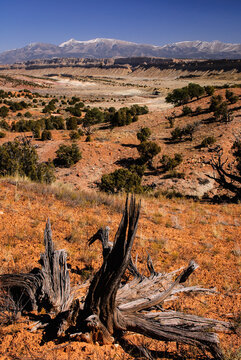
[1,0,241,52]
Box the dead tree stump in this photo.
[0,196,233,359]
[0,219,70,313]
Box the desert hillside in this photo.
[0,60,240,359]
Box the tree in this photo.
[54,144,82,168]
[187,83,205,99]
[0,138,55,183]
[204,85,215,96]
[137,141,161,164]
[200,136,216,148]
[99,168,143,194]
[225,89,238,104]
[165,87,190,106]
[66,117,78,130]
[160,153,183,171]
[0,106,9,118]
[41,129,52,141]
[209,95,222,112]
[137,127,151,142]
[182,105,192,116]
[208,140,241,201]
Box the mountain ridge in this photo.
[1,38,241,64]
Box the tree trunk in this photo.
[0,196,233,360]
[0,219,70,313]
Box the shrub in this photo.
[50,116,65,130]
[66,117,78,130]
[182,106,192,116]
[41,130,52,141]
[200,136,216,148]
[0,120,10,130]
[69,131,80,140]
[137,127,151,142]
[166,87,190,106]
[195,106,202,114]
[32,126,40,139]
[171,127,183,141]
[85,134,92,142]
[54,144,82,167]
[160,153,183,171]
[187,83,205,99]
[0,131,6,138]
[171,122,199,142]
[0,138,55,183]
[66,105,82,117]
[204,85,215,96]
[225,89,238,104]
[99,168,143,194]
[0,106,9,118]
[24,111,32,118]
[209,95,222,112]
[137,141,161,164]
[78,128,84,136]
[110,108,132,127]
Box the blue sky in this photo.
[1,0,241,52]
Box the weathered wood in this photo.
[0,219,70,313]
[0,195,234,360]
[83,195,141,335]
[78,196,230,359]
[88,224,142,278]
[40,219,71,311]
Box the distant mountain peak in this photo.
[1,38,241,64]
[59,37,137,47]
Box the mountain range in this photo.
[1,38,241,64]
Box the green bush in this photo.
[200,136,216,148]
[204,86,215,96]
[24,111,32,118]
[182,106,192,116]
[0,131,6,138]
[166,83,205,106]
[69,131,80,140]
[54,144,82,168]
[0,138,55,183]
[66,117,78,130]
[160,153,183,171]
[137,141,161,164]
[137,127,151,142]
[225,90,238,104]
[0,106,9,118]
[209,95,222,112]
[99,168,143,194]
[0,120,10,130]
[85,134,92,142]
[32,126,40,139]
[171,122,199,142]
[41,129,52,141]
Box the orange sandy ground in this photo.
[0,179,240,359]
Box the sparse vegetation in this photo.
[137,127,151,142]
[160,153,183,171]
[99,168,144,193]
[200,136,216,148]
[137,141,161,164]
[0,138,55,183]
[54,143,82,167]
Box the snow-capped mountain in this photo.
[0,38,241,64]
